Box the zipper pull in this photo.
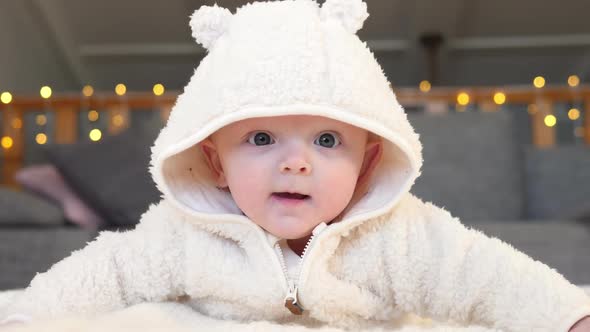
[284,279,303,315]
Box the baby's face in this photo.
[200,115,380,239]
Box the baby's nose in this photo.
[280,158,312,175]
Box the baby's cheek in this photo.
[224,164,269,214]
[225,154,268,188]
[316,167,358,210]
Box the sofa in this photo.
[0,114,163,289]
[408,110,590,284]
[0,109,588,289]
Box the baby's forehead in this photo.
[231,115,362,130]
[210,115,371,143]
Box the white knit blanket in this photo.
[1,287,590,332]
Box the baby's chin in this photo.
[262,217,319,240]
[267,226,314,240]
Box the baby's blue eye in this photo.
[314,132,340,148]
[248,132,274,146]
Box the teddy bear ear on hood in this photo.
[190,3,233,50]
[320,0,369,34]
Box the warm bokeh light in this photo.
[568,108,580,120]
[419,80,431,93]
[527,104,538,115]
[11,118,22,129]
[82,85,94,97]
[574,127,585,138]
[457,92,470,106]
[153,83,165,96]
[88,110,99,122]
[1,136,13,149]
[533,76,545,88]
[40,86,52,99]
[112,114,124,127]
[493,92,506,105]
[568,75,580,87]
[36,133,48,145]
[1,92,12,104]
[36,114,47,126]
[115,83,127,96]
[89,129,102,141]
[544,114,557,127]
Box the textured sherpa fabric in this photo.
[1,301,505,332]
[2,0,590,331]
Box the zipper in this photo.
[276,244,303,315]
[275,222,328,315]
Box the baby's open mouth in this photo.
[272,192,310,200]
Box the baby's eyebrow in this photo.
[244,128,343,136]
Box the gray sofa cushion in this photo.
[0,188,64,226]
[0,227,97,289]
[408,111,524,221]
[573,207,590,223]
[524,145,590,220]
[43,121,162,227]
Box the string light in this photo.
[457,92,470,106]
[1,136,13,149]
[115,83,127,96]
[568,108,580,120]
[35,133,48,145]
[493,92,506,105]
[544,114,557,127]
[533,76,545,88]
[9,82,583,147]
[36,114,47,126]
[419,80,431,93]
[112,114,124,127]
[89,129,102,141]
[567,75,580,87]
[1,92,12,104]
[153,83,165,96]
[40,86,52,99]
[82,85,94,97]
[88,110,99,122]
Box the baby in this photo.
[2,0,590,331]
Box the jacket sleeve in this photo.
[1,201,186,323]
[384,195,590,332]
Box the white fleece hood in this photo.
[149,0,423,232]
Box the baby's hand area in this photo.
[570,316,590,332]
